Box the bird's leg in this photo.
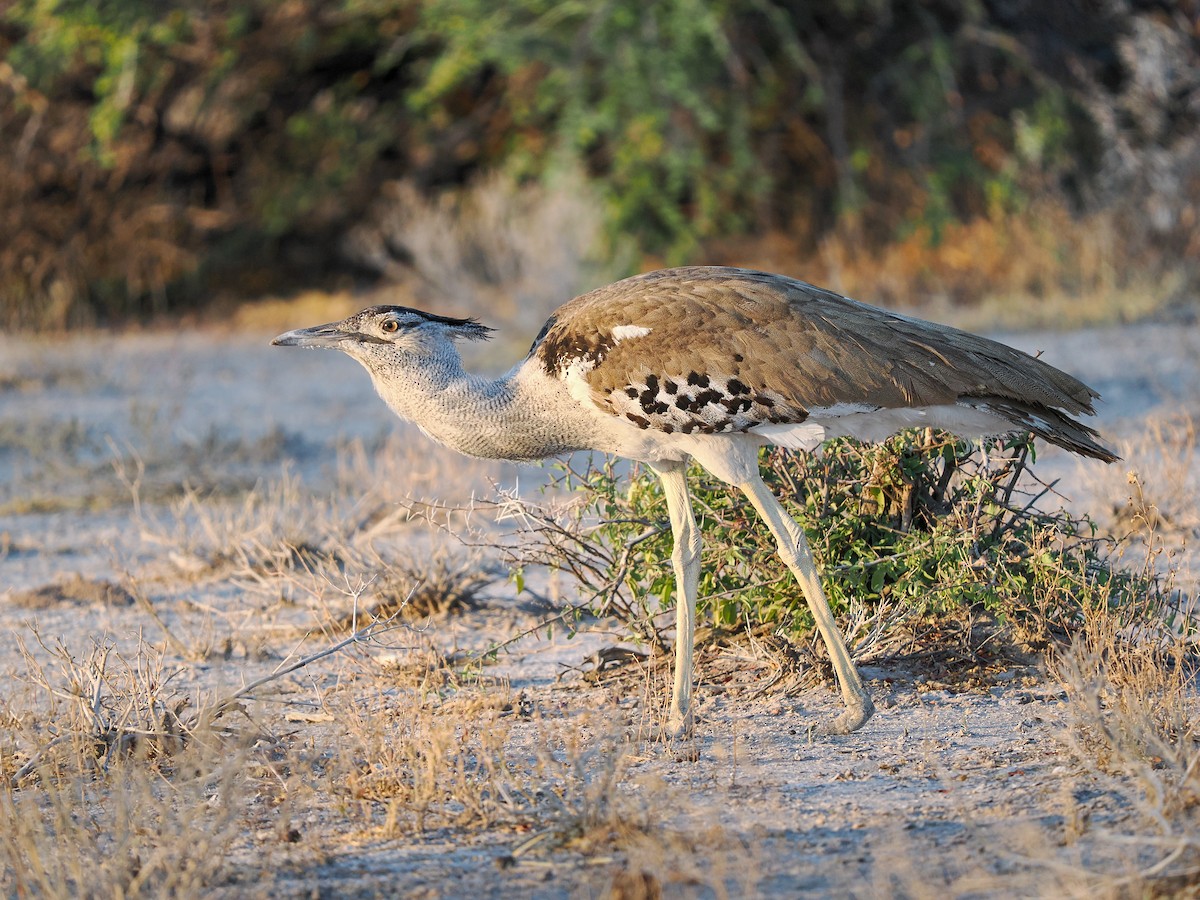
[737,474,875,734]
[649,461,701,740]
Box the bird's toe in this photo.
[817,695,876,736]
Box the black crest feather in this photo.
[361,305,495,342]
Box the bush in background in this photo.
[1,0,1197,328]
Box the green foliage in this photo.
[409,0,763,261]
[544,432,1138,647]
[5,0,190,163]
[0,0,1158,326]
[5,0,413,207]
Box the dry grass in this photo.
[0,421,753,896]
[0,630,250,897]
[229,289,366,335]
[0,749,246,898]
[1003,426,1197,894]
[1047,487,1200,894]
[0,619,748,897]
[1,468,1193,898]
[1082,415,1199,563]
[858,605,1197,899]
[342,168,617,338]
[711,201,1186,331]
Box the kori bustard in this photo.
[274,266,1117,738]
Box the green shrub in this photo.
[524,432,1146,651]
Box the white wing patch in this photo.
[560,357,600,409]
[610,324,652,342]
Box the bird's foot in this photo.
[638,712,694,743]
[632,715,698,761]
[816,694,875,736]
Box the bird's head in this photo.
[271,305,493,362]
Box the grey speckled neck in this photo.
[357,346,600,461]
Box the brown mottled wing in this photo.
[533,267,1113,457]
[540,267,1092,407]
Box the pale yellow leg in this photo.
[737,474,875,734]
[650,461,701,739]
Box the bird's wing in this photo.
[534,267,1098,422]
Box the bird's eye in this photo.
[380,320,400,333]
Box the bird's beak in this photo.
[271,323,345,349]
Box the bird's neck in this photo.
[365,351,590,461]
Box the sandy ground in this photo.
[1,315,1198,896]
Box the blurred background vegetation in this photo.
[1,0,1197,330]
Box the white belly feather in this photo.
[751,403,1020,451]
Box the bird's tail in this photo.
[966,398,1120,463]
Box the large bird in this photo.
[273,266,1116,738]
